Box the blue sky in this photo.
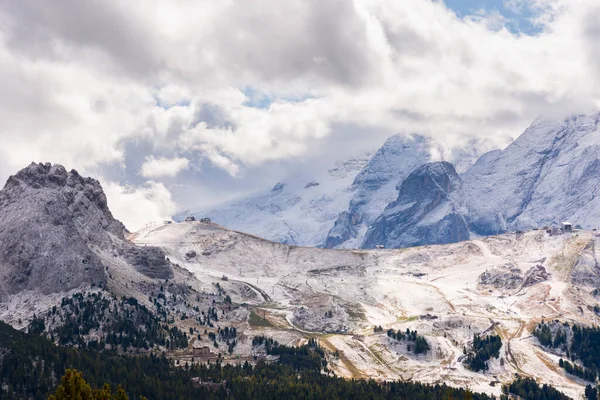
[444,0,542,35]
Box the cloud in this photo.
[140,156,190,178]
[0,0,599,225]
[102,180,176,231]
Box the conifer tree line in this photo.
[534,320,600,382]
[28,292,189,352]
[0,318,577,400]
[463,335,502,372]
[386,328,431,354]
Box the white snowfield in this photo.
[175,153,372,247]
[135,220,600,398]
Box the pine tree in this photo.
[48,369,130,400]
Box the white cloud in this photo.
[140,156,190,178]
[102,180,176,231]
[0,0,599,222]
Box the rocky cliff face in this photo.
[0,162,173,301]
[324,135,436,248]
[462,113,600,235]
[363,113,600,249]
[362,162,469,249]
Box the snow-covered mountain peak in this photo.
[462,112,600,235]
[325,134,446,248]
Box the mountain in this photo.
[0,163,175,301]
[187,134,481,248]
[0,161,597,398]
[363,113,600,249]
[0,162,219,334]
[177,154,372,246]
[133,218,599,399]
[462,113,600,235]
[324,135,437,248]
[362,161,469,249]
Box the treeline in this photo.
[500,376,570,400]
[387,328,431,355]
[0,319,579,400]
[252,335,326,370]
[464,335,502,372]
[0,321,198,399]
[1,320,499,399]
[28,292,189,351]
[534,321,600,382]
[560,358,597,382]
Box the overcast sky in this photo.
[0,0,598,231]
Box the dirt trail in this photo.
[320,338,365,379]
[505,319,530,376]
[415,281,456,313]
[230,279,272,302]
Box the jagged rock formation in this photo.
[0,162,173,301]
[362,162,469,249]
[324,135,435,248]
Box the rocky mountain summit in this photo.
[324,135,436,248]
[364,113,600,248]
[462,113,600,236]
[362,161,469,249]
[0,162,173,302]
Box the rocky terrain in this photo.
[362,161,469,249]
[134,218,600,398]
[0,163,172,301]
[324,135,439,248]
[0,163,239,343]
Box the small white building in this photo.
[562,221,573,232]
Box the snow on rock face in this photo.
[362,161,469,249]
[0,162,173,301]
[324,135,436,248]
[185,134,482,249]
[462,113,600,235]
[362,112,600,249]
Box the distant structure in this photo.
[375,245,385,249]
[191,378,226,391]
[562,221,573,232]
[221,275,229,281]
[192,345,211,356]
[200,217,211,224]
[164,220,172,224]
[185,216,196,222]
